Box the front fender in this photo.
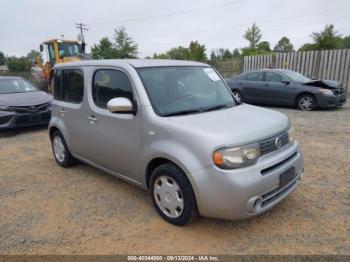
[142,139,207,196]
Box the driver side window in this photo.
[92,69,134,109]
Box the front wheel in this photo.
[149,163,198,226]
[297,94,316,111]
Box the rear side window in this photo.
[53,69,84,103]
[265,72,289,82]
[92,69,134,109]
[246,72,264,81]
[53,69,62,100]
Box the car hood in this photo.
[167,104,289,147]
[0,91,52,107]
[302,79,342,89]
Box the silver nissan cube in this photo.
[49,59,304,225]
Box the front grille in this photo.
[0,115,12,125]
[15,115,30,125]
[261,152,298,175]
[259,131,289,156]
[14,111,51,126]
[9,103,50,113]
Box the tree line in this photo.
[89,23,350,65]
[1,23,350,72]
[0,50,42,71]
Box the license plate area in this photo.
[30,113,39,122]
[279,167,296,188]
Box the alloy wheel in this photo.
[153,175,184,218]
[299,96,314,111]
[53,136,65,163]
[232,92,242,103]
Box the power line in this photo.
[86,0,248,25]
[133,5,349,41]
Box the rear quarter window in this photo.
[53,68,84,103]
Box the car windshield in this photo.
[282,70,311,83]
[0,79,38,94]
[137,66,235,116]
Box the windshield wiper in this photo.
[163,104,232,117]
[201,104,232,112]
[163,109,202,117]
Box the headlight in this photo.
[318,88,333,95]
[213,142,260,169]
[287,126,295,143]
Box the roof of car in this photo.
[54,59,209,69]
[0,76,24,80]
[243,69,292,73]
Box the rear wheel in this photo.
[149,163,198,226]
[51,131,76,167]
[297,94,316,111]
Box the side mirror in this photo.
[281,80,291,85]
[107,97,135,114]
[40,44,44,52]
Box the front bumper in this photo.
[316,93,347,108]
[191,141,303,220]
[0,110,51,130]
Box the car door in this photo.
[239,71,265,103]
[53,68,87,156]
[264,72,295,105]
[83,67,142,183]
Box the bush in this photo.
[6,56,32,71]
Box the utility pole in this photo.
[75,23,88,37]
[75,23,88,53]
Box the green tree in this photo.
[167,46,190,60]
[0,51,6,65]
[6,56,32,71]
[113,27,138,58]
[188,41,207,61]
[26,49,42,64]
[232,48,241,58]
[311,24,342,50]
[153,52,170,59]
[274,37,294,52]
[222,49,232,59]
[298,43,317,52]
[91,37,118,59]
[257,41,271,52]
[343,36,350,48]
[244,23,262,48]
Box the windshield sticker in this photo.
[203,68,221,81]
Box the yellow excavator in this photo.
[35,39,90,91]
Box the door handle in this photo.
[264,83,270,87]
[88,115,98,123]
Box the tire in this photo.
[297,94,316,111]
[232,90,243,104]
[149,163,198,226]
[51,131,76,167]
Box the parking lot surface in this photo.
[1,104,349,255]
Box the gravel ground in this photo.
[0,104,349,255]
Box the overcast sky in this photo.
[1,0,350,58]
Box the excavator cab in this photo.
[36,39,88,91]
[39,39,84,67]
